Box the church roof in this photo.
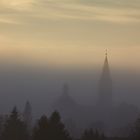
[54,84,77,110]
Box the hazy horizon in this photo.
[0,0,140,120]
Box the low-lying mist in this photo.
[0,64,139,119]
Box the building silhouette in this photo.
[23,101,32,131]
[53,83,79,119]
[97,51,113,112]
[54,83,77,112]
[53,52,139,135]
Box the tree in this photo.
[2,107,29,140]
[49,111,72,140]
[32,111,72,140]
[0,115,4,139]
[81,128,106,140]
[129,118,140,140]
[32,115,49,140]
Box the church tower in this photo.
[54,83,76,110]
[97,51,113,110]
[23,101,32,130]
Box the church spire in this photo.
[23,101,32,130]
[98,51,113,109]
[105,49,107,57]
[101,50,111,80]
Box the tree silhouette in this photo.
[0,115,4,139]
[2,107,29,140]
[32,111,72,140]
[81,128,106,140]
[129,118,140,140]
[49,111,72,140]
[32,115,49,140]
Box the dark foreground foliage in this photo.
[1,107,29,140]
[32,111,72,140]
[0,107,140,140]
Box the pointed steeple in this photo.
[101,50,111,80]
[23,101,32,130]
[98,51,113,109]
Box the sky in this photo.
[0,0,140,72]
[0,0,140,115]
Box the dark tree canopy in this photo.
[33,111,72,140]
[2,107,29,140]
[81,128,106,140]
[49,111,72,140]
[32,115,49,140]
[129,118,140,140]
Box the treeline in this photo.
[0,107,140,140]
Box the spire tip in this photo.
[105,49,108,57]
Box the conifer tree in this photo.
[130,118,140,140]
[49,111,72,140]
[0,116,4,139]
[2,107,29,140]
[32,115,49,140]
[32,111,72,140]
[81,128,106,140]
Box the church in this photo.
[53,52,139,136]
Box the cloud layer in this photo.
[0,0,140,24]
[0,0,140,70]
